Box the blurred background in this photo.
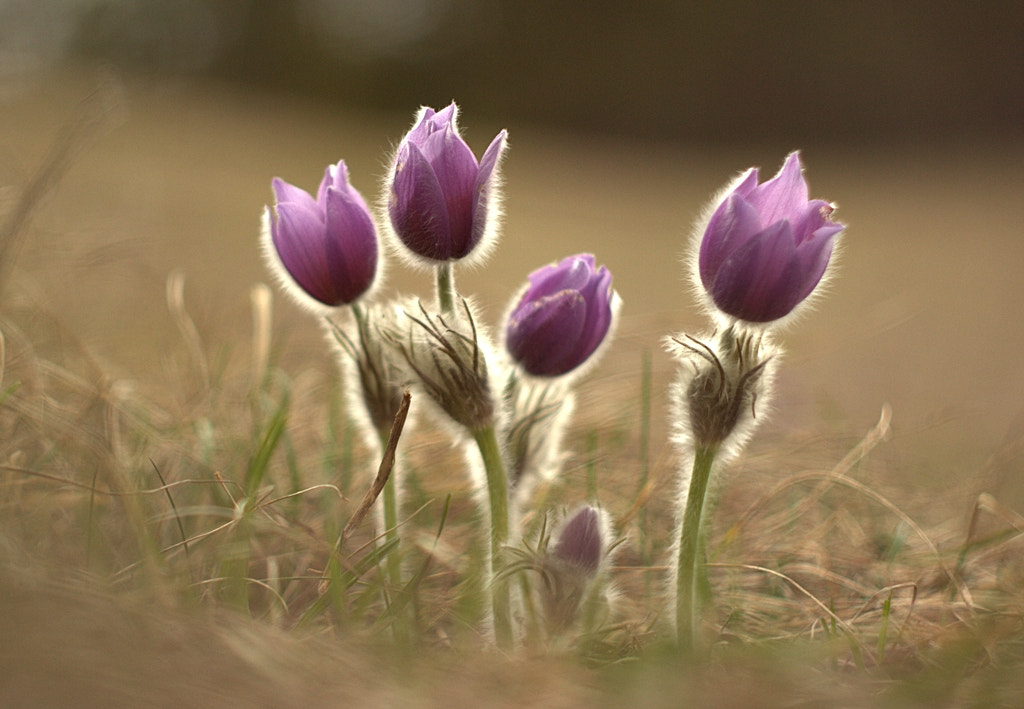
[3,0,1021,142]
[1,1,1023,506]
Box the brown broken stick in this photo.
[340,389,412,544]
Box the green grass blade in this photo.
[245,388,290,498]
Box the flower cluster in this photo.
[260,108,844,654]
[261,103,618,651]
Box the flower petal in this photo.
[430,102,458,131]
[699,193,763,290]
[708,221,805,322]
[746,152,808,228]
[696,152,842,323]
[317,161,354,205]
[272,178,319,215]
[324,186,378,303]
[389,142,453,260]
[522,254,597,304]
[506,254,615,377]
[790,228,836,304]
[406,105,439,145]
[786,198,829,243]
[553,506,603,575]
[470,129,509,247]
[573,265,613,364]
[507,290,587,376]
[272,201,340,305]
[421,122,478,257]
[729,167,760,198]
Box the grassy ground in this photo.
[1,69,1023,707]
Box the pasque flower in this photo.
[506,254,615,377]
[265,161,378,307]
[552,506,604,576]
[697,151,844,324]
[538,505,610,635]
[388,103,508,263]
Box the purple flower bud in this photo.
[552,506,603,577]
[506,254,615,377]
[698,152,844,324]
[388,103,508,263]
[267,161,378,307]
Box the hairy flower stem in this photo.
[436,262,455,314]
[472,424,514,650]
[676,444,717,652]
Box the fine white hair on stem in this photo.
[507,382,576,513]
[663,329,780,628]
[381,295,505,439]
[664,331,779,465]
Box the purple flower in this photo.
[698,152,844,323]
[388,103,508,262]
[506,254,615,377]
[552,506,603,576]
[267,161,378,307]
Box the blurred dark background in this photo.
[5,0,1022,144]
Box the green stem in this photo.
[675,445,717,652]
[351,301,367,335]
[472,424,514,650]
[436,262,455,314]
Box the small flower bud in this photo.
[504,377,573,494]
[263,161,378,309]
[387,103,508,265]
[386,298,496,432]
[330,303,407,436]
[505,254,617,378]
[539,505,610,635]
[670,328,775,456]
[696,152,844,324]
[552,506,603,577]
